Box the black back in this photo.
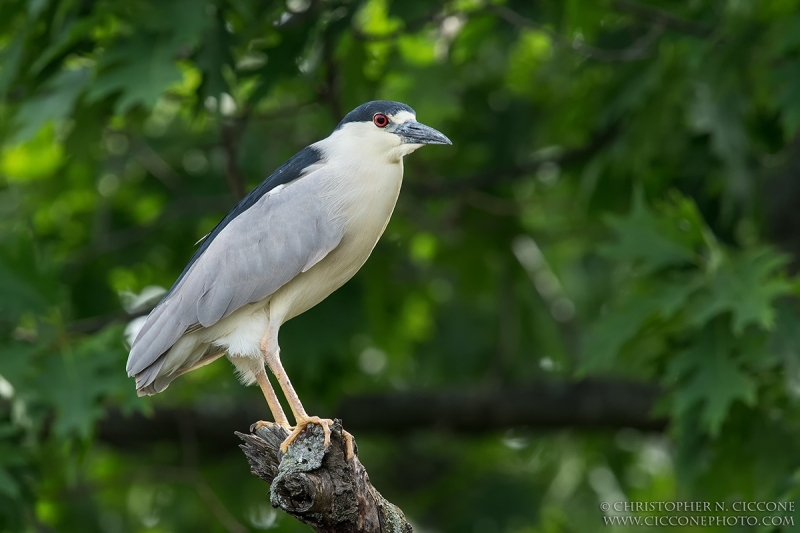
[165,145,323,297]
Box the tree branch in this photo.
[132,139,183,190]
[611,0,713,37]
[319,31,343,122]
[66,194,233,268]
[221,118,247,200]
[350,9,444,42]
[336,379,664,433]
[238,421,412,533]
[492,6,665,62]
[98,380,665,449]
[409,125,618,196]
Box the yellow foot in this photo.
[280,416,333,453]
[250,420,276,432]
[250,420,292,433]
[343,429,356,461]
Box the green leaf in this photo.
[245,22,314,107]
[12,68,90,142]
[0,443,25,467]
[769,302,800,370]
[194,15,234,101]
[0,236,64,320]
[582,297,657,372]
[667,324,757,434]
[690,248,791,333]
[0,468,19,499]
[27,0,49,19]
[774,63,800,137]
[30,17,98,75]
[602,190,701,272]
[582,274,704,371]
[87,0,210,113]
[0,342,38,392]
[88,36,184,114]
[0,28,28,97]
[374,0,412,33]
[0,31,26,98]
[40,327,129,440]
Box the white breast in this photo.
[268,127,407,323]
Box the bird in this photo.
[126,100,451,456]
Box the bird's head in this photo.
[331,100,451,162]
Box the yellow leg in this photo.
[251,364,290,430]
[260,329,333,453]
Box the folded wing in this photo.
[126,164,343,389]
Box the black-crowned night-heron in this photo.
[126,101,451,455]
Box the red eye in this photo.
[373,113,389,128]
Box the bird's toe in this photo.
[342,429,356,461]
[251,420,286,433]
[250,420,269,432]
[279,416,334,453]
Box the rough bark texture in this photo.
[237,420,412,533]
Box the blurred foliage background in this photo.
[3,0,800,531]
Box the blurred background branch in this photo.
[98,379,665,449]
[611,0,714,37]
[493,6,666,62]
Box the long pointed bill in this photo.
[395,121,452,145]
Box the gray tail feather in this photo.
[134,353,168,396]
[126,297,188,376]
[135,347,226,396]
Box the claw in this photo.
[250,420,275,433]
[250,420,276,433]
[343,430,356,461]
[251,419,293,434]
[280,416,333,453]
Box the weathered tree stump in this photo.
[237,420,412,533]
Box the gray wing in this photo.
[126,169,344,379]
